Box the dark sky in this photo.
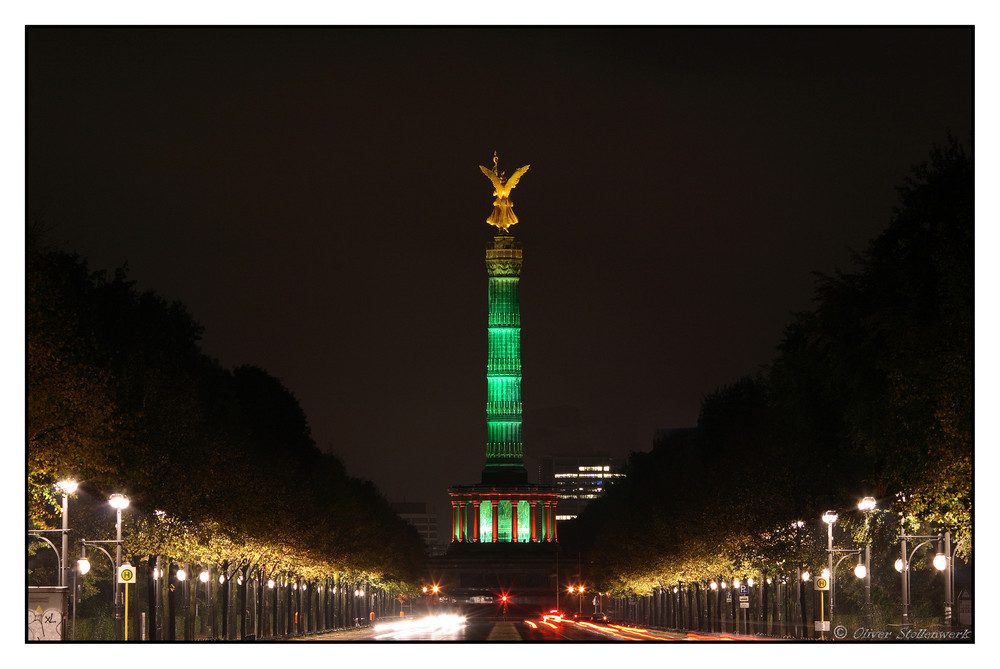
[27,27,973,534]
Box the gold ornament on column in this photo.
[480,151,530,233]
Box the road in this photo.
[293,611,754,641]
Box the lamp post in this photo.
[821,510,838,638]
[829,549,864,625]
[567,585,585,616]
[107,493,130,641]
[857,497,876,629]
[897,530,950,630]
[77,540,116,640]
[55,480,78,588]
[199,568,212,639]
[948,535,967,631]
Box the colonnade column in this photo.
[473,501,481,542]
[452,502,459,542]
[530,501,538,542]
[552,501,558,541]
[492,500,499,542]
[511,500,518,543]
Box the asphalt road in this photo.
[295,612,695,641]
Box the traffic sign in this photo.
[738,595,749,603]
[739,602,750,609]
[739,584,748,596]
[117,563,135,584]
[814,577,829,591]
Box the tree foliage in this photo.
[569,138,973,592]
[27,237,425,590]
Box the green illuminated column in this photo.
[483,234,528,484]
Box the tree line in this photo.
[564,139,972,616]
[27,234,425,603]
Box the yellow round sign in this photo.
[815,577,829,590]
[118,565,136,583]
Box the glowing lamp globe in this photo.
[855,564,867,579]
[57,479,78,494]
[108,493,130,510]
[77,557,91,575]
[199,570,209,583]
[177,569,187,581]
[894,558,904,573]
[858,497,877,512]
[934,554,948,571]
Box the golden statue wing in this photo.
[505,164,530,190]
[479,165,503,191]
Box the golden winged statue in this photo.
[479,154,530,233]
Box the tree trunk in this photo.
[167,561,176,641]
[145,556,157,640]
[239,564,249,639]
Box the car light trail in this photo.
[373,614,467,640]
[575,621,639,640]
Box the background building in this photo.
[391,502,443,554]
[539,455,626,521]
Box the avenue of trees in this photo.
[28,231,425,633]
[565,139,972,626]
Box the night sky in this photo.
[26,27,973,535]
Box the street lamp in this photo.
[77,540,117,640]
[857,496,876,629]
[858,496,876,512]
[898,530,952,630]
[199,568,213,639]
[933,541,948,571]
[821,511,838,637]
[77,557,91,575]
[56,479,77,588]
[107,493,129,641]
